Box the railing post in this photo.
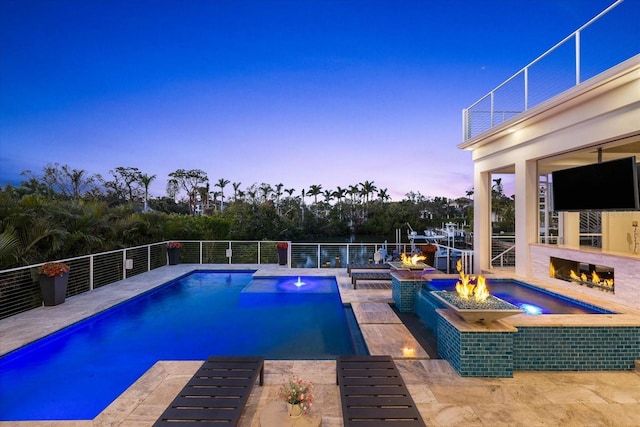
[575,31,581,84]
[89,255,94,291]
[524,67,529,110]
[123,251,127,279]
[148,245,151,272]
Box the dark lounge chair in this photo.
[350,272,392,289]
[154,356,264,427]
[336,355,426,426]
[347,262,391,275]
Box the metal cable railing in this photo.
[463,0,637,140]
[0,240,473,320]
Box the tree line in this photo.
[0,163,514,269]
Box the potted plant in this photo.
[278,376,313,418]
[420,243,438,267]
[166,242,183,265]
[37,262,70,306]
[276,242,288,265]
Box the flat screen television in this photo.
[551,156,640,211]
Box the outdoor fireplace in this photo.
[550,256,614,293]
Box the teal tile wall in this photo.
[418,289,640,376]
[437,314,515,377]
[514,326,640,370]
[415,289,445,333]
[391,277,423,312]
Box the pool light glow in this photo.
[520,303,543,315]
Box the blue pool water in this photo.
[425,278,614,314]
[0,271,357,421]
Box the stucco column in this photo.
[560,212,581,247]
[514,159,538,277]
[473,168,492,273]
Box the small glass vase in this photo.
[287,402,303,418]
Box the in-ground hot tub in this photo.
[415,277,639,377]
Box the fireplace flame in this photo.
[455,260,490,302]
[401,252,426,266]
[569,269,614,289]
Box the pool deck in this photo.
[2,264,640,426]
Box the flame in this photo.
[401,252,426,266]
[474,275,490,302]
[568,269,614,288]
[454,259,490,302]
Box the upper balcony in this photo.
[462,0,640,142]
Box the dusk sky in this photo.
[1,0,638,201]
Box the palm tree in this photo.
[333,186,347,220]
[259,183,272,203]
[359,180,377,218]
[377,188,390,203]
[347,184,360,221]
[139,173,156,212]
[307,185,322,218]
[198,186,210,214]
[274,183,284,215]
[232,182,242,202]
[360,180,377,204]
[215,178,230,211]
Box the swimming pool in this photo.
[424,278,614,314]
[0,271,359,421]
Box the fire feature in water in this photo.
[455,260,490,302]
[401,252,426,266]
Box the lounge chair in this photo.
[154,356,264,427]
[347,262,390,275]
[350,271,392,289]
[336,355,426,426]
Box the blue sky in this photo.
[1,0,638,201]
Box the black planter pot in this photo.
[168,248,180,265]
[278,248,288,265]
[38,272,69,306]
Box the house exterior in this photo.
[458,3,640,310]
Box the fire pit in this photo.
[432,261,522,323]
[431,291,522,323]
[389,253,430,271]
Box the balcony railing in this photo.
[463,0,637,140]
[0,240,473,320]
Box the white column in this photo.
[514,159,538,277]
[473,168,492,274]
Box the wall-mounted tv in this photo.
[551,156,640,211]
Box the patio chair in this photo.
[154,356,264,426]
[336,355,426,426]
